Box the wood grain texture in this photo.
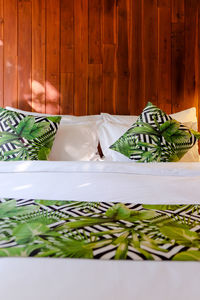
[18,0,32,111]
[103,0,116,44]
[116,0,129,114]
[0,0,199,119]
[3,0,18,108]
[143,0,158,106]
[171,23,185,112]
[0,0,3,106]
[197,5,200,135]
[172,0,184,23]
[129,0,144,115]
[32,0,46,113]
[45,0,60,114]
[158,2,171,113]
[184,0,198,110]
[88,64,102,114]
[60,0,74,114]
[74,0,88,115]
[89,0,102,64]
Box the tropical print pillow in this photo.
[0,107,61,160]
[110,102,200,162]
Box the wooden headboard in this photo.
[0,0,199,125]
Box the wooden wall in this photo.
[0,0,199,123]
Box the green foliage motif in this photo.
[0,199,199,261]
[110,102,200,162]
[0,108,61,160]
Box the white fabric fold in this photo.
[0,161,199,204]
[0,160,200,176]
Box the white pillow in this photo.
[6,106,101,124]
[101,107,198,129]
[49,121,100,161]
[101,113,138,125]
[99,108,199,162]
[97,120,131,162]
[6,107,101,161]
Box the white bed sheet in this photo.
[0,161,200,203]
[0,161,199,300]
[1,259,200,300]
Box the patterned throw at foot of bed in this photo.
[0,198,199,261]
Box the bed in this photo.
[0,160,199,300]
[0,105,199,300]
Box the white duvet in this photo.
[0,160,200,203]
[0,161,200,300]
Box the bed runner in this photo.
[0,198,199,261]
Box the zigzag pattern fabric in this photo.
[110,102,197,162]
[0,108,61,160]
[0,198,199,261]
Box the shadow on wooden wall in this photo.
[0,0,199,130]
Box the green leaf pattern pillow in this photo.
[110,102,200,162]
[0,108,61,160]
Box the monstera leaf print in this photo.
[0,108,61,160]
[13,116,50,140]
[0,199,199,261]
[110,102,199,162]
[127,119,192,162]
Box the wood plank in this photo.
[46,0,60,114]
[60,0,74,114]
[198,7,200,132]
[102,76,115,113]
[157,0,170,7]
[116,0,129,114]
[3,0,18,108]
[102,45,116,113]
[61,48,74,74]
[172,0,184,23]
[0,0,3,106]
[103,44,115,74]
[103,0,116,44]
[158,5,171,114]
[60,73,74,114]
[184,0,198,110]
[74,0,88,115]
[60,0,74,73]
[102,0,116,115]
[88,64,102,114]
[1,0,200,120]
[143,0,158,106]
[18,0,32,111]
[32,0,46,113]
[129,0,144,115]
[60,0,74,47]
[126,0,132,113]
[171,23,185,112]
[89,0,102,64]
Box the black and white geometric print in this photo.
[110,102,197,162]
[130,103,196,161]
[0,108,60,160]
[0,198,199,261]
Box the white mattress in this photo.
[0,161,199,300]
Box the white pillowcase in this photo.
[49,121,100,161]
[99,108,199,162]
[6,107,101,161]
[101,108,198,128]
[5,106,101,124]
